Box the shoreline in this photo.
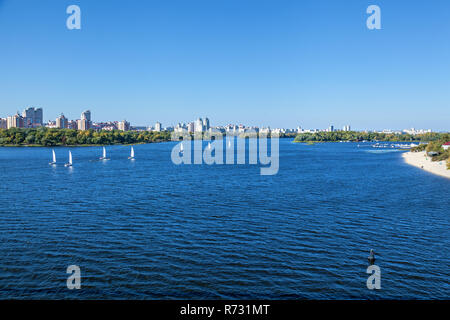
[402,151,450,179]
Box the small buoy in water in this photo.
[368,249,376,265]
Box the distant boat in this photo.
[99,147,110,160]
[128,146,135,160]
[49,149,57,165]
[64,151,73,167]
[180,143,184,154]
[208,142,211,150]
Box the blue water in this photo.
[0,140,448,299]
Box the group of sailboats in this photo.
[49,146,135,167]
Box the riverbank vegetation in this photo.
[293,131,449,143]
[0,128,172,146]
[411,140,450,169]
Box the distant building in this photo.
[0,118,6,129]
[195,118,203,133]
[443,142,450,150]
[7,113,24,129]
[328,125,334,132]
[77,119,90,131]
[155,122,162,132]
[21,107,43,128]
[343,125,351,131]
[185,122,194,133]
[68,120,78,130]
[81,110,92,129]
[46,120,57,128]
[56,114,68,128]
[203,117,210,131]
[81,110,91,122]
[76,110,92,130]
[402,128,432,135]
[118,120,130,131]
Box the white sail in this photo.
[180,143,184,152]
[131,146,135,158]
[52,149,56,163]
[103,147,106,158]
[208,142,211,150]
[69,151,72,165]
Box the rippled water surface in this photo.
[0,140,449,299]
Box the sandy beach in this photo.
[402,151,450,179]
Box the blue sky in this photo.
[0,0,449,130]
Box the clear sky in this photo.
[0,0,449,130]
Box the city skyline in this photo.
[1,106,440,135]
[0,1,449,131]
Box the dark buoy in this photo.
[368,249,376,265]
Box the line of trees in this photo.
[293,131,450,143]
[0,127,172,146]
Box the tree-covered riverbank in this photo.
[293,131,450,143]
[0,128,172,147]
[0,128,300,147]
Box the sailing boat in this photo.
[64,151,73,167]
[49,149,57,165]
[99,146,109,160]
[180,142,184,154]
[208,142,211,150]
[128,146,135,160]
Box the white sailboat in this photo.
[128,146,135,160]
[64,151,73,167]
[99,146,109,160]
[49,149,57,165]
[208,142,211,150]
[180,142,184,154]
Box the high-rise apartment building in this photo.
[56,114,68,129]
[0,118,6,129]
[68,120,78,130]
[77,119,89,131]
[118,120,130,131]
[81,110,91,122]
[34,108,43,127]
[155,122,162,132]
[203,117,210,131]
[195,118,203,133]
[7,113,24,129]
[187,122,195,133]
[77,110,92,130]
[21,107,43,128]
